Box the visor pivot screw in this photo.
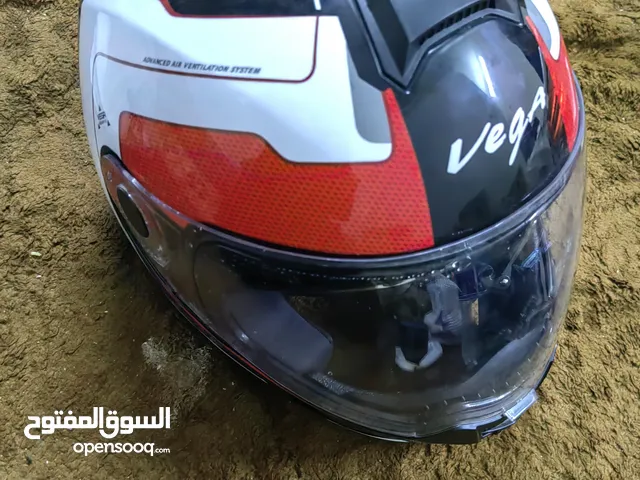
[499,277,510,286]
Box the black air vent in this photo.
[165,0,318,16]
[355,0,518,88]
[417,1,495,45]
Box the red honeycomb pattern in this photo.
[118,90,434,256]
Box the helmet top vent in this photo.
[355,0,519,88]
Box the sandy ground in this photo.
[0,0,639,478]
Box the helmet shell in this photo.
[79,0,579,256]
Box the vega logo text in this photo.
[447,86,547,175]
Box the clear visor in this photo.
[102,114,586,441]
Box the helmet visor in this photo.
[102,88,586,442]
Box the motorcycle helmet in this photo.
[79,0,587,443]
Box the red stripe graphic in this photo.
[119,90,434,256]
[527,16,579,150]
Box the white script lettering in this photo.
[447,86,547,174]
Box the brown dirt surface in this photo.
[0,0,639,478]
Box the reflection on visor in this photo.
[195,218,554,402]
[224,290,333,375]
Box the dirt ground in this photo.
[0,0,638,478]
